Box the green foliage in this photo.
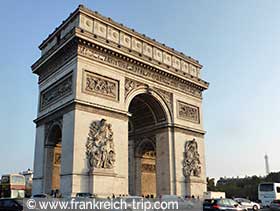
[207,172,280,201]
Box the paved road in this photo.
[261,208,270,211]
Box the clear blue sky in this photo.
[0,0,280,180]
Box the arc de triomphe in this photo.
[32,5,209,198]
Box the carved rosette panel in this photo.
[40,75,72,110]
[125,78,145,99]
[85,119,116,169]
[183,138,201,177]
[83,70,119,101]
[177,101,200,123]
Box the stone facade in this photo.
[32,5,209,198]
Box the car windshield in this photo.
[11,176,24,184]
[228,199,238,206]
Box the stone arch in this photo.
[135,138,156,158]
[44,120,62,194]
[46,123,62,145]
[127,90,170,197]
[125,86,172,124]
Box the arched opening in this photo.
[44,124,62,194]
[128,93,167,197]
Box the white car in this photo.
[234,198,261,211]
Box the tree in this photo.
[210,172,280,201]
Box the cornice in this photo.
[77,5,202,68]
[34,99,130,126]
[38,4,202,69]
[38,6,80,50]
[32,29,76,73]
[33,28,209,90]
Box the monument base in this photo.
[185,176,207,198]
[89,168,128,198]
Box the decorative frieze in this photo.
[82,70,119,101]
[183,138,201,177]
[85,119,116,169]
[40,74,72,110]
[78,44,203,99]
[177,101,200,123]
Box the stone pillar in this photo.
[60,111,75,197]
[32,125,45,195]
[128,137,135,195]
[43,146,54,194]
[70,109,129,197]
[134,157,141,195]
[156,128,172,195]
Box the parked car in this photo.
[234,198,261,211]
[270,200,280,211]
[76,192,95,198]
[203,198,245,211]
[31,193,50,198]
[0,198,23,211]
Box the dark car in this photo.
[203,198,245,211]
[76,192,95,198]
[0,198,23,211]
[270,200,280,211]
[32,193,50,198]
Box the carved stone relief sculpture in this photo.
[85,119,116,169]
[183,138,201,177]
[40,74,72,110]
[178,101,200,123]
[83,70,119,101]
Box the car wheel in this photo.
[253,205,258,211]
